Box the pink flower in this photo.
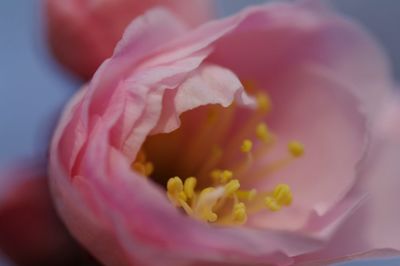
[0,162,94,266]
[49,2,400,265]
[45,0,214,80]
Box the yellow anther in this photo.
[184,177,197,199]
[232,202,247,224]
[224,179,240,196]
[264,184,293,212]
[132,150,154,177]
[131,162,146,175]
[210,169,232,184]
[256,123,270,142]
[167,177,188,207]
[265,197,282,212]
[177,191,187,202]
[288,141,304,157]
[235,189,257,201]
[167,177,183,194]
[256,92,272,113]
[204,212,218,222]
[144,162,154,176]
[220,170,233,183]
[240,139,253,153]
[273,184,293,206]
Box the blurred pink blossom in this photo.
[49,2,400,265]
[0,162,96,266]
[45,0,214,80]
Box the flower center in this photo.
[131,81,304,226]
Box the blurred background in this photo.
[0,0,399,265]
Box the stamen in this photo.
[166,177,187,207]
[167,177,184,198]
[232,202,247,224]
[235,189,257,201]
[273,184,293,206]
[256,92,272,113]
[179,107,220,175]
[211,169,233,184]
[144,162,154,176]
[288,141,305,157]
[131,162,146,175]
[183,177,197,199]
[264,184,293,212]
[240,139,253,153]
[197,105,237,173]
[249,140,305,182]
[223,89,272,161]
[197,146,223,179]
[195,187,222,222]
[232,147,253,179]
[212,179,240,212]
[131,150,154,177]
[256,123,271,143]
[224,179,240,197]
[264,197,282,212]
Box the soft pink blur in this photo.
[45,0,214,80]
[49,2,400,266]
[0,162,96,266]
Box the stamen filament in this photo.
[197,147,223,180]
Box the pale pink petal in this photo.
[360,123,400,250]
[374,94,400,141]
[294,97,400,262]
[153,63,253,134]
[157,1,392,118]
[248,63,367,231]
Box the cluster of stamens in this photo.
[131,150,154,177]
[131,81,305,226]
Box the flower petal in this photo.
[294,97,400,263]
[153,63,253,134]
[248,63,367,232]
[162,1,393,118]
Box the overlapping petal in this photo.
[45,0,214,79]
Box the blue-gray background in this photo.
[0,0,399,265]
